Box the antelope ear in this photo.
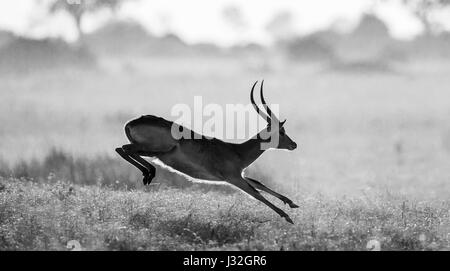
[280,120,286,127]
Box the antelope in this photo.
[116,81,299,223]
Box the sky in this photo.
[0,0,447,46]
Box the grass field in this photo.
[1,178,449,250]
[1,55,450,250]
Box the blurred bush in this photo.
[84,19,223,57]
[282,35,336,62]
[0,148,236,193]
[0,36,96,74]
[277,13,450,72]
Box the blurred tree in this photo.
[403,0,450,35]
[265,11,295,43]
[395,0,450,35]
[48,0,134,40]
[222,5,248,42]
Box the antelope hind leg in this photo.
[116,146,154,185]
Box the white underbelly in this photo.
[150,158,228,185]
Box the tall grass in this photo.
[0,179,448,250]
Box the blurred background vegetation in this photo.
[0,0,450,198]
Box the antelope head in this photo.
[250,80,297,151]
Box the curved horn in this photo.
[250,80,270,122]
[260,80,280,123]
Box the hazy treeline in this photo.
[1,13,450,75]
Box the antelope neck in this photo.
[234,131,270,168]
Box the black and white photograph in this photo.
[0,0,450,255]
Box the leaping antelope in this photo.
[116,81,299,223]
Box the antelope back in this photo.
[125,115,178,150]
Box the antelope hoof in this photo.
[143,173,154,185]
[284,216,294,224]
[283,199,299,208]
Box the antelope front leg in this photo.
[245,177,299,208]
[229,177,294,224]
